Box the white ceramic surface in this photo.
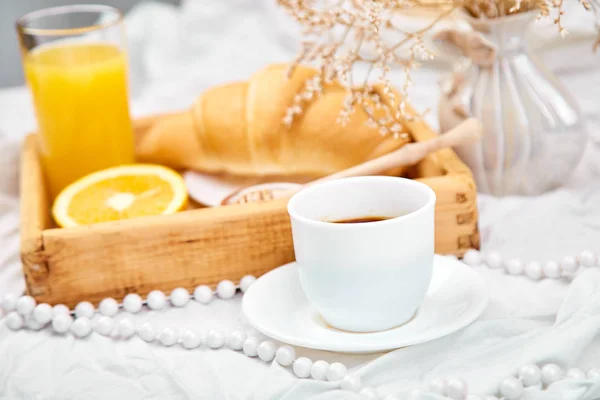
[183,171,247,207]
[287,176,436,332]
[184,170,304,206]
[242,255,488,353]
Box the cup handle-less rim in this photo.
[287,176,437,229]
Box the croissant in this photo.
[136,63,411,178]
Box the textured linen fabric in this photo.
[1,1,600,399]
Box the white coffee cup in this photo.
[287,176,436,333]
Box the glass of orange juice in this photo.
[16,5,135,199]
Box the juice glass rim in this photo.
[16,4,123,37]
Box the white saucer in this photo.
[242,255,488,353]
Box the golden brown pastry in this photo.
[136,63,410,178]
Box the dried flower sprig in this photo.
[277,0,600,133]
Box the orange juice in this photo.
[24,42,134,198]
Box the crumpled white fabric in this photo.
[1,1,600,399]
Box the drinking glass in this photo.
[16,5,135,199]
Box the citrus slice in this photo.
[52,164,188,228]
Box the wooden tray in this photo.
[20,115,479,307]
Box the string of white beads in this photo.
[3,275,600,400]
[293,357,312,378]
[6,312,24,330]
[158,327,179,346]
[33,303,53,324]
[275,345,295,366]
[99,298,120,316]
[123,293,143,313]
[462,249,599,281]
[257,340,277,362]
[193,285,213,304]
[16,295,36,316]
[74,301,95,319]
[52,313,72,333]
[94,316,115,336]
[1,275,257,332]
[116,317,136,339]
[327,362,348,381]
[71,317,93,338]
[146,290,167,310]
[310,360,329,381]
[181,329,202,349]
[207,329,225,349]
[243,337,260,357]
[170,288,190,307]
[216,280,236,299]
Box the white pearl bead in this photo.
[122,293,143,313]
[311,360,329,381]
[257,340,276,362]
[486,252,504,269]
[445,377,468,399]
[6,312,24,330]
[137,322,156,342]
[74,301,95,319]
[579,251,597,267]
[207,329,225,349]
[275,345,296,366]
[53,304,70,316]
[216,280,236,299]
[561,256,579,274]
[170,288,190,307]
[466,396,483,400]
[33,303,53,324]
[566,367,586,380]
[70,317,92,338]
[506,258,524,276]
[429,378,446,395]
[243,337,260,357]
[359,387,378,400]
[327,362,348,381]
[525,262,543,281]
[293,357,312,378]
[408,389,424,400]
[99,298,119,316]
[1,294,17,311]
[93,316,115,336]
[116,317,136,339]
[181,329,202,349]
[340,374,361,392]
[26,316,45,331]
[52,313,73,333]
[543,261,562,279]
[499,376,524,400]
[239,275,257,293]
[541,363,563,385]
[193,285,213,304]
[518,363,542,386]
[226,330,247,350]
[463,249,482,266]
[16,296,36,316]
[158,327,179,346]
[147,290,167,310]
[587,368,600,379]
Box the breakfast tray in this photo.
[21,115,479,307]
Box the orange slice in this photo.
[52,164,188,228]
